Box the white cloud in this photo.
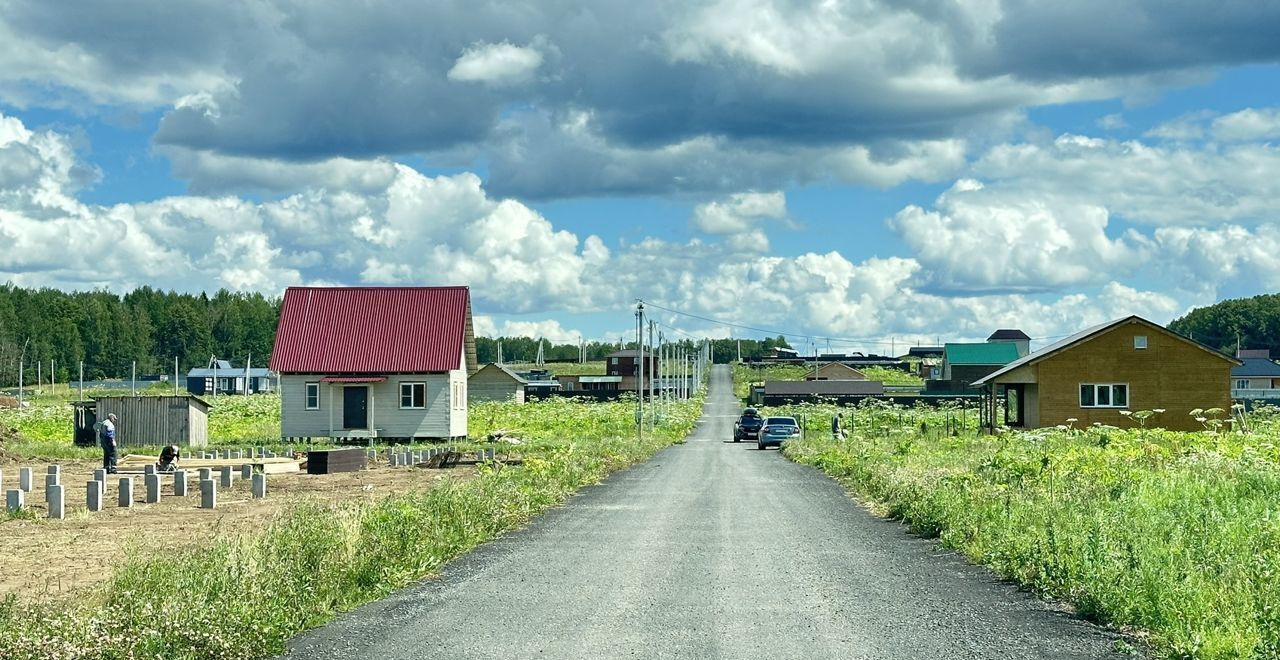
[1096,113,1127,130]
[472,316,582,340]
[1212,107,1280,142]
[447,41,544,86]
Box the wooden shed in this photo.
[469,363,528,403]
[73,395,210,448]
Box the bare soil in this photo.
[0,454,477,601]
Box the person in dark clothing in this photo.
[831,412,844,440]
[156,445,180,472]
[100,412,118,473]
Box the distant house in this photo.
[986,329,1032,357]
[804,362,867,381]
[931,342,1021,393]
[1231,350,1280,401]
[756,379,885,405]
[605,349,660,379]
[186,359,277,395]
[468,363,528,404]
[972,315,1239,432]
[269,286,477,441]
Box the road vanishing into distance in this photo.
[287,365,1129,659]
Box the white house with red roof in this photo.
[269,286,477,441]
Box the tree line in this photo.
[0,282,802,386]
[1168,292,1280,357]
[0,284,279,386]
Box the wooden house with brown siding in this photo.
[804,362,866,381]
[972,316,1239,432]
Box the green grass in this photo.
[730,362,923,398]
[778,400,1280,659]
[0,395,704,659]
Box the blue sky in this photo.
[2,1,1280,352]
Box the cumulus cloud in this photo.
[448,41,543,86]
[5,1,1276,198]
[1212,107,1280,142]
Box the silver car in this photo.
[758,416,800,450]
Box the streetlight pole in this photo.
[18,338,29,406]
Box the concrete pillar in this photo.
[86,480,103,512]
[251,473,266,499]
[241,464,253,481]
[6,489,23,512]
[286,446,294,457]
[47,465,61,478]
[200,479,216,509]
[220,466,234,488]
[174,470,189,497]
[265,450,275,458]
[47,484,64,519]
[250,447,259,458]
[118,477,134,508]
[145,474,161,504]
[94,468,107,484]
[367,449,377,462]
[144,464,157,476]
[19,467,32,492]
[389,453,399,467]
[198,468,212,482]
[222,449,231,460]
[45,473,59,491]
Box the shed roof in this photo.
[606,349,655,359]
[944,342,1020,366]
[269,286,473,373]
[987,329,1031,341]
[470,363,529,384]
[1233,358,1280,377]
[973,315,1240,387]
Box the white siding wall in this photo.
[468,368,525,403]
[281,374,460,439]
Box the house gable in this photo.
[806,362,866,381]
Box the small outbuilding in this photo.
[805,362,867,381]
[972,315,1239,432]
[468,363,529,403]
[72,395,210,448]
[758,379,885,405]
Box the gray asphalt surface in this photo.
[286,365,1130,659]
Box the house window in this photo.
[400,382,426,409]
[1236,379,1250,389]
[1080,383,1128,408]
[1134,336,1148,349]
[611,358,619,365]
[305,383,320,410]
[204,377,213,392]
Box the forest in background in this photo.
[1168,292,1280,356]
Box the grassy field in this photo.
[731,362,924,398]
[772,397,1280,658]
[0,394,703,659]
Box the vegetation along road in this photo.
[286,365,1128,659]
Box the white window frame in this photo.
[305,382,320,410]
[1235,379,1250,390]
[1080,383,1128,409]
[1134,335,1148,349]
[400,382,426,409]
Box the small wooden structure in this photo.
[72,395,210,448]
[468,363,528,403]
[306,447,367,474]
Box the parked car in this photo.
[734,408,765,442]
[758,416,800,450]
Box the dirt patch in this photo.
[0,454,478,601]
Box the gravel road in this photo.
[285,365,1131,659]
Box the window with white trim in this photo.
[1080,383,1128,408]
[400,382,426,409]
[1236,379,1250,389]
[1134,335,1148,349]
[305,382,320,410]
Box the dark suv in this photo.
[733,408,764,442]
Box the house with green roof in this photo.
[928,341,1021,394]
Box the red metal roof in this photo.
[270,287,470,373]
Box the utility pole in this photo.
[648,320,656,432]
[18,338,28,406]
[79,361,84,402]
[132,361,137,396]
[174,356,179,395]
[635,302,644,437]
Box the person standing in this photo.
[100,412,118,474]
[831,412,844,441]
